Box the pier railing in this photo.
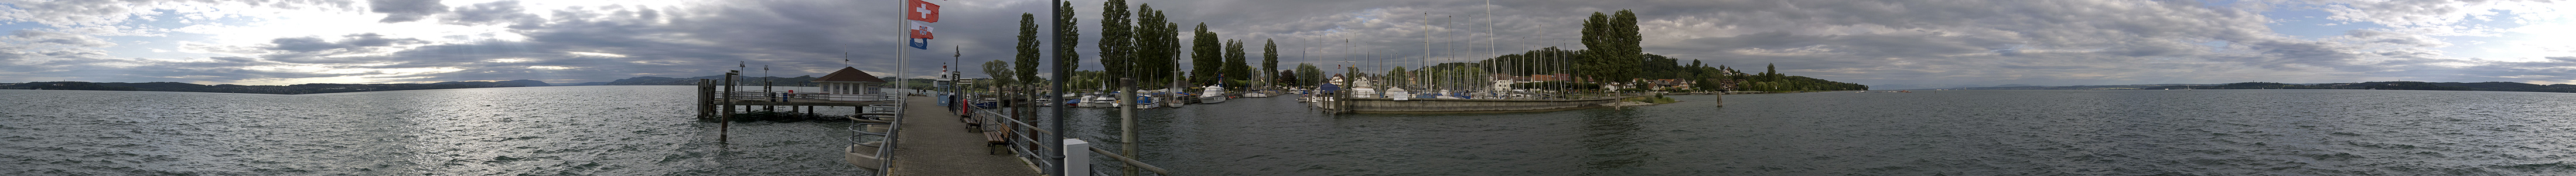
[970,99,1172,175]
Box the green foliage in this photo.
[1054,2,1080,78]
[1131,5,1178,89]
[1190,23,1222,86]
[1295,63,1324,87]
[1480,47,1577,75]
[1097,0,1132,87]
[1731,75,1868,92]
[1223,39,1251,87]
[1578,10,1643,85]
[982,60,1014,85]
[1262,39,1279,86]
[1275,69,1299,86]
[1015,13,1042,85]
[1384,66,1408,86]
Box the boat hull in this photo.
[1199,96,1227,104]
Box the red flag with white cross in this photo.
[907,0,941,23]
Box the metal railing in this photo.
[971,99,1171,175]
[850,104,899,174]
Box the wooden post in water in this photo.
[721,71,738,144]
[1712,93,1723,107]
[1120,78,1138,176]
[698,79,712,118]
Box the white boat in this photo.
[1243,92,1271,98]
[1385,87,1410,100]
[1081,94,1115,108]
[1199,85,1228,104]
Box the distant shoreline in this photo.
[1912,81,2576,94]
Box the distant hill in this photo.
[0,80,554,94]
[1943,84,2207,90]
[1933,82,2576,93]
[2140,82,2576,92]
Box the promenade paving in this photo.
[888,97,1043,176]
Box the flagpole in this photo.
[882,0,910,172]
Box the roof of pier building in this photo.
[814,67,887,83]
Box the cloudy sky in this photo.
[3,0,2574,89]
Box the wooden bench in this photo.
[976,116,1013,155]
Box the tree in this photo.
[1097,0,1132,87]
[983,60,1015,85]
[1190,23,1222,86]
[1765,63,1779,82]
[1386,66,1408,87]
[1055,2,1080,79]
[1261,39,1279,87]
[1223,39,1250,86]
[1295,63,1323,87]
[1015,13,1041,85]
[1275,69,1298,86]
[1132,5,1175,89]
[1577,10,1642,86]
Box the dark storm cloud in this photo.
[442,0,543,29]
[255,33,426,63]
[369,0,447,23]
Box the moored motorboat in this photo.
[1199,84,1228,104]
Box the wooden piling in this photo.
[721,71,736,144]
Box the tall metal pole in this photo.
[882,0,910,171]
[1045,1,1066,176]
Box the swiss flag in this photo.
[909,21,935,39]
[907,0,941,23]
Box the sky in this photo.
[3,0,2575,89]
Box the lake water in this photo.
[9,87,2576,175]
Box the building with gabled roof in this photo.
[813,67,887,94]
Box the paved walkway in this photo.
[889,97,1043,175]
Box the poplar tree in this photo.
[1262,39,1278,86]
[1578,10,1642,87]
[1190,23,1222,85]
[1055,2,1081,83]
[1098,0,1131,86]
[1132,5,1172,88]
[1223,39,1250,86]
[1016,13,1041,84]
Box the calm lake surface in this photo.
[9,87,2576,175]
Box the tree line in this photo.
[1001,7,1864,93]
